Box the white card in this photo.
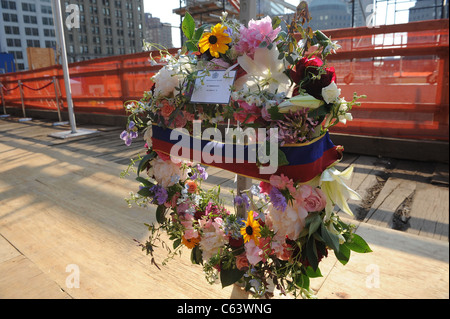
[190,70,236,104]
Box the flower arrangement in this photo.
[121,5,370,299]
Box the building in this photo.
[144,13,173,49]
[0,0,58,71]
[307,0,352,30]
[62,0,146,63]
[408,0,448,22]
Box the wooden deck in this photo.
[0,118,448,299]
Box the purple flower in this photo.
[190,164,209,181]
[150,185,168,205]
[120,121,138,146]
[269,187,287,212]
[234,194,250,209]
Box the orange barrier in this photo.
[0,20,448,141]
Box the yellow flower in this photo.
[198,23,231,58]
[240,211,261,245]
[182,235,200,249]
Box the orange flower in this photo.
[160,101,175,118]
[182,235,200,249]
[186,180,198,194]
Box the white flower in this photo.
[320,165,361,220]
[152,157,188,188]
[199,218,227,260]
[143,123,152,147]
[323,40,341,55]
[265,201,308,240]
[152,66,181,97]
[321,81,341,104]
[236,47,291,94]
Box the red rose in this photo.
[290,56,337,101]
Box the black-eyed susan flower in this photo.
[198,23,232,58]
[240,211,261,245]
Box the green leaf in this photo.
[192,25,207,42]
[306,212,321,237]
[334,243,351,265]
[305,265,322,278]
[173,238,181,249]
[185,41,198,52]
[155,205,166,224]
[346,234,372,253]
[137,151,156,176]
[220,268,245,288]
[306,238,318,271]
[136,176,154,187]
[182,12,195,40]
[272,16,282,29]
[277,148,289,167]
[190,245,202,264]
[308,104,330,119]
[294,273,310,290]
[137,187,151,197]
[321,223,340,253]
[267,105,284,121]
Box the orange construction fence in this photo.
[0,20,448,141]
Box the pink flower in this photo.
[272,239,292,261]
[235,16,281,57]
[304,188,327,212]
[160,100,175,118]
[259,181,272,194]
[269,174,295,193]
[292,184,313,204]
[173,112,187,128]
[244,240,263,265]
[164,192,180,208]
[233,101,260,124]
[235,253,249,270]
[180,214,199,239]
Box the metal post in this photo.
[0,83,10,118]
[236,0,256,219]
[48,0,96,138]
[52,0,76,133]
[53,76,62,122]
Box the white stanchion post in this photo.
[0,83,10,118]
[48,0,96,138]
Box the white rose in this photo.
[152,157,188,188]
[265,201,308,240]
[152,66,180,97]
[321,81,341,104]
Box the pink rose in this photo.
[160,100,175,118]
[304,188,327,212]
[269,174,295,193]
[235,253,249,270]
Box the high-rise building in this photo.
[144,13,173,49]
[0,0,58,71]
[62,0,146,63]
[307,0,352,30]
[408,0,448,22]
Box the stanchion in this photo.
[48,0,97,139]
[18,80,32,122]
[52,76,69,126]
[0,83,10,118]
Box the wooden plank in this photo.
[315,222,449,299]
[0,256,71,299]
[0,235,21,263]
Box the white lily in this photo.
[277,93,324,113]
[236,46,291,94]
[320,165,361,220]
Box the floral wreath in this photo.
[121,7,371,299]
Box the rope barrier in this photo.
[1,84,19,91]
[21,80,54,91]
